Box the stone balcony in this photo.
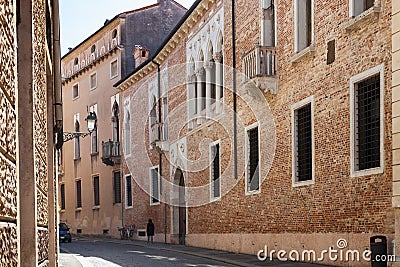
[242,45,278,94]
[101,140,121,166]
[150,122,169,152]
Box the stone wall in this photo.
[0,0,18,265]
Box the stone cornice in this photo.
[62,18,121,62]
[118,0,219,92]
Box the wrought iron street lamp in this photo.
[63,112,97,142]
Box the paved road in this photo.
[60,239,236,267]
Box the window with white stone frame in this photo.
[110,58,118,79]
[90,72,97,90]
[291,96,314,187]
[125,174,133,208]
[350,64,384,177]
[350,0,375,17]
[89,104,98,154]
[124,107,131,156]
[245,123,260,194]
[261,0,276,47]
[294,0,314,52]
[72,83,79,100]
[150,166,160,205]
[73,113,80,159]
[210,140,221,200]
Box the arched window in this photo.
[91,111,98,154]
[73,57,79,67]
[112,29,118,39]
[74,120,80,159]
[112,100,119,142]
[91,45,96,54]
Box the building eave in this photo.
[115,0,218,91]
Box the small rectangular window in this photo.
[76,180,82,208]
[150,167,160,204]
[210,142,221,199]
[72,83,79,99]
[327,40,335,65]
[93,176,100,206]
[90,72,97,90]
[113,172,121,204]
[110,59,118,79]
[126,175,132,207]
[293,103,313,182]
[60,184,65,210]
[246,125,260,193]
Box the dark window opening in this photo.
[295,104,312,182]
[248,127,259,192]
[356,74,380,170]
[93,176,100,206]
[60,184,65,210]
[327,40,335,65]
[76,180,82,208]
[77,229,82,234]
[151,168,159,204]
[211,143,220,198]
[113,172,121,204]
[126,175,132,207]
[112,29,117,39]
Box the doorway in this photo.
[178,171,186,245]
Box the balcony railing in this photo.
[243,45,277,80]
[101,140,120,166]
[150,122,169,151]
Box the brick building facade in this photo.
[117,0,396,266]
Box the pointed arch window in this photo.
[74,119,80,159]
[112,100,119,142]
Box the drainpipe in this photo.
[152,60,167,243]
[232,0,238,179]
[53,0,63,150]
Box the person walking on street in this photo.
[147,219,155,243]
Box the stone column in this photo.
[204,61,213,118]
[17,1,37,265]
[195,68,204,124]
[213,52,223,114]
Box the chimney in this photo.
[133,45,150,68]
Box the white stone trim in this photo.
[244,122,261,195]
[350,64,384,178]
[209,139,221,201]
[149,165,161,206]
[124,174,133,209]
[291,95,315,187]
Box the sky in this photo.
[60,0,196,56]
